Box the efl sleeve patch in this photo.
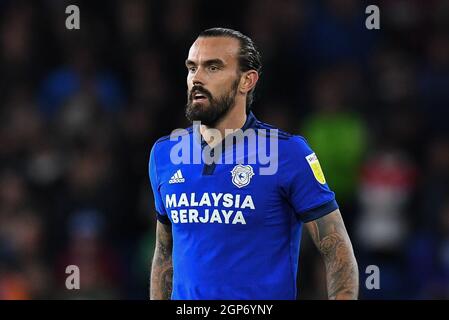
[305,153,326,184]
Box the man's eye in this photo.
[209,65,219,71]
[188,67,196,72]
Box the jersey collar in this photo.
[199,111,258,150]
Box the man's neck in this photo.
[200,105,247,148]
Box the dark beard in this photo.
[185,79,239,127]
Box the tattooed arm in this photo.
[305,209,359,299]
[150,221,173,300]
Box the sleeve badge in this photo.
[305,153,326,184]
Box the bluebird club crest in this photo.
[231,164,255,188]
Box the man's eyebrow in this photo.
[185,59,225,67]
[203,59,225,67]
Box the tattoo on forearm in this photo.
[160,265,173,298]
[306,210,359,299]
[150,223,173,300]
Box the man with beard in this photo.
[149,28,358,300]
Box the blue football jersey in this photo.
[149,112,338,300]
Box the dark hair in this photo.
[198,27,262,113]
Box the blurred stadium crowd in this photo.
[0,0,448,299]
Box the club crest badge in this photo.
[231,164,255,188]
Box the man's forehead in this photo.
[188,37,240,62]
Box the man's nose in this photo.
[191,67,205,85]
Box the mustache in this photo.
[189,85,212,100]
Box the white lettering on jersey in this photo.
[211,193,223,206]
[232,211,246,224]
[222,210,233,224]
[199,210,209,223]
[223,193,233,208]
[179,209,188,223]
[190,193,199,206]
[241,195,255,209]
[189,209,199,223]
[166,194,177,208]
[178,193,189,207]
[199,193,211,207]
[209,209,222,223]
[170,209,247,225]
[171,210,179,223]
[165,193,255,225]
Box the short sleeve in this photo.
[149,143,170,224]
[280,136,338,222]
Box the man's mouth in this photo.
[192,91,208,102]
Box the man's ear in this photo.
[239,70,259,94]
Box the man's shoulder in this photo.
[152,126,194,150]
[253,118,309,150]
[253,119,293,140]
